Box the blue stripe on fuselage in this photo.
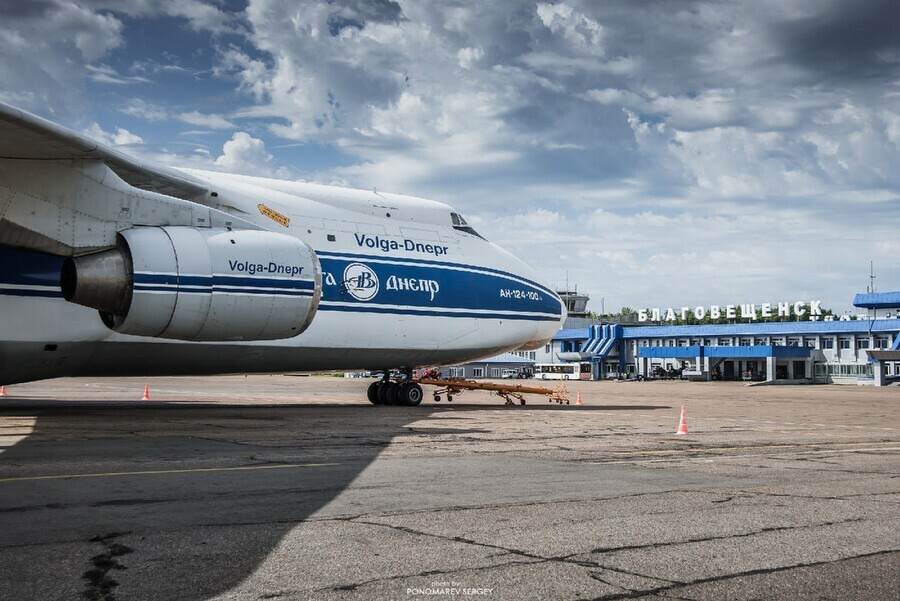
[0,246,64,295]
[317,255,562,319]
[317,250,558,299]
[0,245,562,320]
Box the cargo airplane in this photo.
[0,103,565,405]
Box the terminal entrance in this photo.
[638,345,813,383]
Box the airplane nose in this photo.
[484,241,565,350]
[517,293,565,350]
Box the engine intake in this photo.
[62,227,321,341]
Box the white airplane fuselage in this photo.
[0,159,564,385]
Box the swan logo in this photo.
[343,263,379,302]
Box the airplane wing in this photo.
[0,102,208,201]
[0,102,259,256]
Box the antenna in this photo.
[868,260,876,293]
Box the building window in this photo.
[666,339,675,347]
[472,368,484,378]
[639,340,649,347]
[839,338,851,349]
[805,338,817,348]
[788,337,801,346]
[740,338,752,346]
[449,367,464,378]
[491,368,501,378]
[544,344,550,353]
[755,338,767,346]
[877,337,890,349]
[719,338,731,346]
[691,339,701,346]
[857,339,870,349]
[822,338,834,349]
[772,338,785,346]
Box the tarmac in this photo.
[0,376,898,600]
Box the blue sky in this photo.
[2,0,899,314]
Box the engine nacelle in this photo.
[62,227,321,341]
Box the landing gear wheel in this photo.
[399,382,423,406]
[447,395,453,402]
[434,394,441,402]
[377,382,396,405]
[520,399,526,405]
[367,381,382,405]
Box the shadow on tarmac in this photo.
[0,400,671,599]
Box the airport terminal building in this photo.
[528,291,900,386]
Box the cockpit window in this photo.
[450,212,485,240]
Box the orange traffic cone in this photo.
[675,405,688,435]
[0,385,7,397]
[141,384,151,401]
[576,391,583,405]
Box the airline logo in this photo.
[343,263,379,301]
[355,234,449,257]
[228,260,304,277]
[385,276,440,301]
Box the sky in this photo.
[1,0,898,315]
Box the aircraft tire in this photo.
[377,382,395,405]
[367,381,382,405]
[389,383,404,405]
[399,382,423,406]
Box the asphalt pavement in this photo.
[0,376,897,600]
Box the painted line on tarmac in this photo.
[0,462,340,483]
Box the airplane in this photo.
[0,102,566,405]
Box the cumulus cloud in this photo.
[84,122,144,146]
[0,1,124,116]
[214,131,275,174]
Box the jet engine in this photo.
[61,226,321,341]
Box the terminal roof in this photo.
[853,292,900,309]
[554,319,900,341]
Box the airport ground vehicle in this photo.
[533,362,591,380]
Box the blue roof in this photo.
[554,319,900,341]
[853,292,900,309]
[556,328,591,340]
[623,319,900,338]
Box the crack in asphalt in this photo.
[583,549,900,601]
[739,489,900,505]
[587,517,866,554]
[81,532,133,601]
[307,511,890,596]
